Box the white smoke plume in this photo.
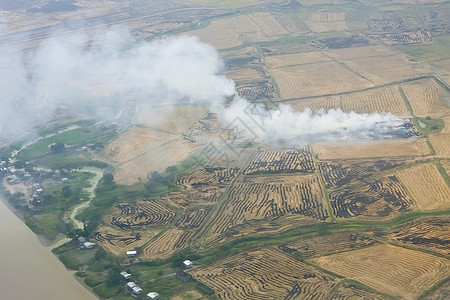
[218,98,409,144]
[0,24,407,144]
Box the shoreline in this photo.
[0,192,99,300]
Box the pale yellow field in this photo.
[441,116,450,134]
[225,68,263,82]
[429,134,450,158]
[271,61,372,99]
[142,229,191,259]
[104,126,175,164]
[287,95,341,112]
[114,138,202,184]
[401,78,450,117]
[186,13,289,49]
[398,162,450,210]
[311,243,450,299]
[265,51,330,68]
[313,139,430,160]
[325,46,435,84]
[340,86,410,115]
[136,105,209,134]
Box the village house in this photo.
[183,260,193,268]
[83,241,96,249]
[120,271,131,280]
[147,292,159,299]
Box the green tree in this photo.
[102,173,114,184]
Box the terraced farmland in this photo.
[142,229,192,259]
[108,199,175,230]
[193,248,338,299]
[311,243,450,299]
[329,176,414,218]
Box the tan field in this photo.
[340,86,410,115]
[225,68,264,82]
[114,138,201,184]
[287,95,341,112]
[429,134,450,158]
[91,226,159,257]
[329,282,388,300]
[306,12,347,33]
[266,51,331,68]
[398,163,450,210]
[442,160,450,175]
[136,105,209,134]
[313,139,431,160]
[187,13,290,49]
[104,126,175,164]
[325,46,435,84]
[311,243,450,299]
[193,248,338,299]
[142,228,192,259]
[401,78,450,117]
[271,61,372,99]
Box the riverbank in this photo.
[0,193,98,300]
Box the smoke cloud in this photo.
[0,24,407,144]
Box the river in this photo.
[0,196,98,300]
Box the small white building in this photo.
[183,260,193,268]
[147,292,159,299]
[83,242,96,249]
[127,250,137,256]
[132,286,142,295]
[120,271,131,279]
[126,282,136,289]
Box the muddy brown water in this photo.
[0,196,98,300]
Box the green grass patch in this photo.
[93,282,120,299]
[393,35,450,63]
[415,117,445,136]
[84,275,104,287]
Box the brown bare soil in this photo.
[91,226,159,257]
[311,243,450,299]
[398,162,450,210]
[313,139,430,160]
[193,248,338,299]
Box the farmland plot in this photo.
[114,138,202,185]
[328,282,388,300]
[325,46,434,84]
[193,248,338,299]
[401,78,450,117]
[285,232,377,259]
[313,139,430,160]
[142,229,192,259]
[329,175,414,218]
[288,95,341,112]
[311,243,450,299]
[429,134,450,157]
[243,148,315,175]
[199,174,328,245]
[265,51,330,68]
[385,216,450,256]
[306,12,347,33]
[91,226,158,257]
[340,85,410,115]
[107,199,175,230]
[271,61,372,99]
[398,163,450,210]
